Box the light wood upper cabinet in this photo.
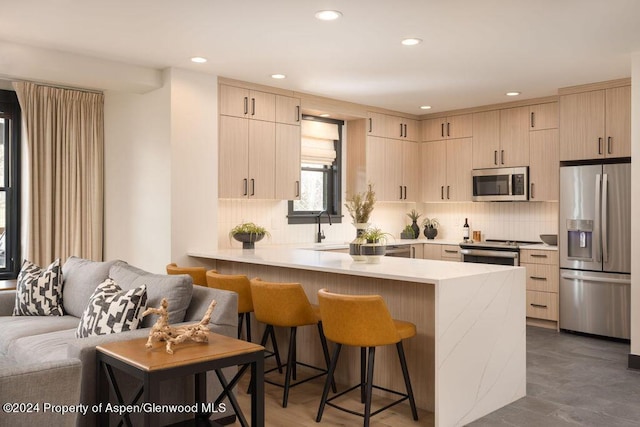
[219,84,275,121]
[472,110,500,168]
[365,136,419,202]
[559,86,629,161]
[403,141,420,201]
[275,95,301,125]
[529,102,558,130]
[499,106,530,167]
[275,123,301,200]
[365,136,388,199]
[422,114,472,141]
[218,115,276,199]
[403,118,419,142]
[529,129,559,201]
[421,138,472,202]
[367,112,418,141]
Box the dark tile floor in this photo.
[470,326,640,427]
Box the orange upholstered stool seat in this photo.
[250,278,335,408]
[316,288,418,427]
[206,270,254,342]
[165,263,207,286]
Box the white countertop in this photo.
[189,248,522,285]
[521,243,558,251]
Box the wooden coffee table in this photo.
[96,332,264,427]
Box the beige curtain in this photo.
[13,81,104,265]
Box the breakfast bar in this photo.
[190,248,526,427]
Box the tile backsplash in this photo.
[218,199,558,248]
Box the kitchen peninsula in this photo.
[190,248,526,427]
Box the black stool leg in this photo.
[316,343,341,422]
[237,313,244,339]
[364,347,375,427]
[245,312,252,343]
[268,325,284,373]
[360,347,366,403]
[317,322,337,393]
[397,341,418,420]
[283,327,297,407]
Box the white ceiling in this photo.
[1,0,640,114]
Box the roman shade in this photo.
[301,120,338,166]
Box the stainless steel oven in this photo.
[460,240,534,266]
[472,167,528,202]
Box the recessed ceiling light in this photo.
[319,113,331,117]
[401,38,422,46]
[420,105,432,110]
[271,74,286,79]
[315,10,342,21]
[191,57,207,63]
[506,91,521,96]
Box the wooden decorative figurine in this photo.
[142,298,217,354]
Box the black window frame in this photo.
[287,115,343,225]
[0,89,21,279]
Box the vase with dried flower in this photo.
[344,185,376,262]
[422,217,440,240]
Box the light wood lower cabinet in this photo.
[410,244,424,259]
[440,245,461,261]
[521,249,559,329]
[423,243,441,260]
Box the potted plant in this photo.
[345,185,376,261]
[229,222,270,249]
[358,227,393,263]
[406,209,422,239]
[422,217,440,240]
[400,224,416,239]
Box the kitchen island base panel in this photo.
[193,250,526,427]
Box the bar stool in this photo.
[316,288,419,427]
[250,278,335,408]
[166,263,207,286]
[206,270,254,342]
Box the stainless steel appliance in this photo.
[559,162,631,340]
[460,240,536,266]
[385,245,412,258]
[472,167,528,202]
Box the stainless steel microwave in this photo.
[472,167,528,201]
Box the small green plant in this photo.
[345,185,376,224]
[406,209,422,222]
[422,217,440,229]
[360,227,393,244]
[401,224,416,239]
[228,222,271,240]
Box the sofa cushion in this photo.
[76,279,147,338]
[0,315,79,354]
[8,328,76,364]
[109,262,193,328]
[62,256,119,318]
[13,259,64,316]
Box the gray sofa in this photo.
[0,257,238,427]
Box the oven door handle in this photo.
[460,249,519,259]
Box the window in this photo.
[0,90,21,279]
[288,116,343,224]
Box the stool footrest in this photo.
[325,382,410,418]
[264,361,327,389]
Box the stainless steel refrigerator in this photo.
[559,162,631,339]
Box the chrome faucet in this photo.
[316,210,332,243]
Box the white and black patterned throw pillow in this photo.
[13,259,64,316]
[76,278,147,338]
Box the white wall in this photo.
[630,52,639,358]
[103,85,171,272]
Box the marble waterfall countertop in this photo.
[188,247,523,284]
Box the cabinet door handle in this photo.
[295,180,300,197]
[501,150,504,165]
[243,178,248,196]
[530,254,548,258]
[530,276,548,281]
[441,186,444,200]
[607,136,612,154]
[404,123,407,138]
[441,123,444,138]
[530,303,548,309]
[530,182,535,199]
[251,98,256,116]
[494,150,498,165]
[598,137,603,155]
[411,246,416,258]
[444,249,458,254]
[244,97,248,115]
[399,185,403,200]
[400,123,404,138]
[447,185,450,199]
[530,112,535,128]
[369,118,372,133]
[296,105,300,122]
[447,122,450,137]
[404,185,407,200]
[250,178,255,196]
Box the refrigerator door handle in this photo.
[602,173,609,264]
[561,273,631,285]
[594,174,602,263]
